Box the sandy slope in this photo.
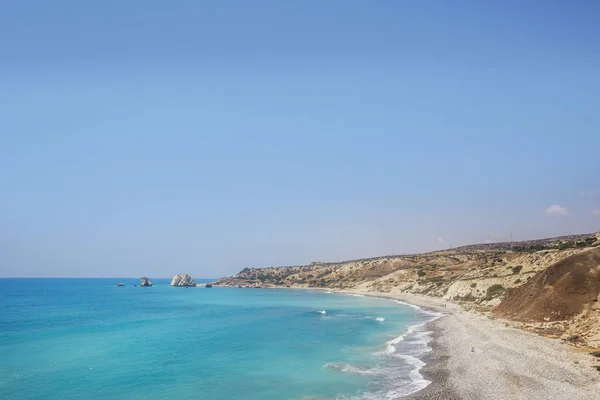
[345,290,600,400]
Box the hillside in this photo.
[214,232,600,347]
[493,247,600,346]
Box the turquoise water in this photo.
[0,279,438,399]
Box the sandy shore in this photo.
[339,290,600,399]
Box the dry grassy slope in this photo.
[215,232,600,346]
[494,247,600,321]
[493,247,600,346]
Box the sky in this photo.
[1,1,599,278]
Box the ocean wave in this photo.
[336,357,431,400]
[393,299,444,319]
[373,337,403,356]
[323,362,382,376]
[375,317,385,322]
[350,294,365,297]
[407,330,434,357]
[373,322,424,356]
[393,299,421,310]
[387,354,430,397]
[363,307,441,399]
[316,310,327,315]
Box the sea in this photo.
[0,279,440,400]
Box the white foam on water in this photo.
[323,362,382,376]
[394,354,426,379]
[373,321,427,356]
[317,310,327,315]
[334,294,443,399]
[363,300,443,398]
[374,335,402,356]
[393,299,420,310]
[375,317,385,322]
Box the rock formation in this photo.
[170,274,196,287]
[140,276,153,286]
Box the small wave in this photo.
[317,310,326,315]
[393,300,444,320]
[393,299,421,310]
[373,335,405,356]
[375,317,385,322]
[374,323,424,356]
[350,294,365,297]
[325,291,333,294]
[379,376,430,400]
[394,353,425,371]
[339,305,442,400]
[392,354,430,395]
[323,362,381,376]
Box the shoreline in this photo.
[334,290,459,399]
[215,285,600,398]
[406,318,460,400]
[336,289,600,399]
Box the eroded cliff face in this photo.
[170,274,196,287]
[215,233,600,347]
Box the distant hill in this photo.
[454,232,597,252]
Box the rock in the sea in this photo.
[170,274,196,287]
[140,276,153,287]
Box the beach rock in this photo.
[140,276,153,287]
[170,274,196,287]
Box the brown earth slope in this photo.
[494,247,600,322]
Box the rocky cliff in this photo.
[215,232,600,347]
[140,276,153,286]
[170,274,196,287]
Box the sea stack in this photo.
[140,276,153,287]
[170,274,196,287]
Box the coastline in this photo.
[334,290,457,399]
[333,289,600,399]
[405,318,460,400]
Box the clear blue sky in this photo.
[1,1,599,278]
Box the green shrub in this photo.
[558,241,575,250]
[417,269,426,277]
[470,282,477,288]
[512,265,523,274]
[460,293,476,302]
[486,284,504,297]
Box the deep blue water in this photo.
[0,279,438,399]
